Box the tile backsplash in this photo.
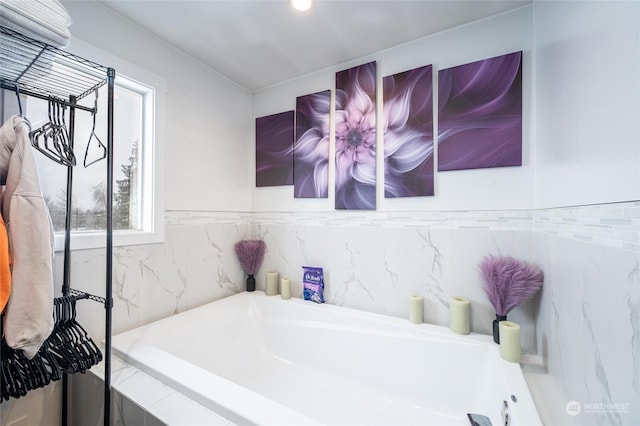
[535,201,640,252]
[71,202,638,344]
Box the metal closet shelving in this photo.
[0,26,115,426]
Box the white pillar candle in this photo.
[449,296,471,335]
[499,321,521,363]
[409,295,423,324]
[280,277,291,300]
[266,271,279,296]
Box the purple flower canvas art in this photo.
[335,61,377,210]
[294,90,331,198]
[383,65,434,198]
[438,51,522,171]
[255,110,294,187]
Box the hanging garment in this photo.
[0,115,54,359]
[0,210,10,313]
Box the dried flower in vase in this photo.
[234,240,266,292]
[479,255,543,343]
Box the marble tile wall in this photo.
[252,211,538,351]
[532,202,640,425]
[68,208,537,342]
[66,202,638,426]
[68,212,252,340]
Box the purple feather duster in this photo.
[234,240,266,275]
[479,255,543,316]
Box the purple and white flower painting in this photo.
[383,64,434,198]
[335,61,377,210]
[438,51,522,171]
[294,90,331,198]
[255,110,294,187]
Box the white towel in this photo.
[2,0,71,30]
[0,0,71,47]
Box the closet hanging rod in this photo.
[0,81,97,113]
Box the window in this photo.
[26,72,163,251]
[1,36,166,251]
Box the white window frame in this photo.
[54,38,166,251]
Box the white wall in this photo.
[534,0,640,208]
[252,6,535,212]
[61,1,253,213]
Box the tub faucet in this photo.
[467,413,492,426]
[467,400,510,426]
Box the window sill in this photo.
[53,227,165,252]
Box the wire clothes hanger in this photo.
[83,88,107,167]
[13,84,24,118]
[11,84,34,134]
[28,96,76,167]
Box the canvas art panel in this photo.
[255,110,295,187]
[335,61,377,210]
[383,64,434,198]
[294,90,331,198]
[438,51,522,171]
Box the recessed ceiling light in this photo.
[291,0,313,12]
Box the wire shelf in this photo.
[68,288,107,305]
[0,26,108,101]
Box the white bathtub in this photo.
[111,291,542,426]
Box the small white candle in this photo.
[499,321,521,363]
[266,271,279,296]
[280,277,291,300]
[449,296,471,335]
[409,295,423,324]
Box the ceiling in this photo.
[98,0,530,92]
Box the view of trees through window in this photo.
[43,141,139,232]
[26,79,146,234]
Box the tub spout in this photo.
[467,413,492,426]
